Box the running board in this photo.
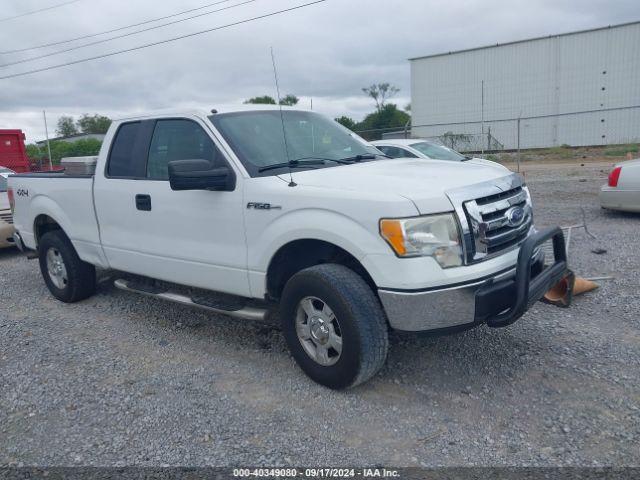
[113,279,269,322]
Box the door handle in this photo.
[135,194,152,211]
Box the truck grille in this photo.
[462,186,532,262]
[0,210,13,224]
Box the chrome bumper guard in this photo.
[379,227,567,332]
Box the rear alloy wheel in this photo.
[45,247,68,290]
[38,230,96,303]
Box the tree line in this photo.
[55,113,112,137]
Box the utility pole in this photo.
[516,116,521,173]
[43,110,53,170]
[403,119,411,139]
[481,80,485,155]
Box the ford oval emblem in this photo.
[505,206,526,227]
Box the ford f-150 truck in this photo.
[8,107,568,389]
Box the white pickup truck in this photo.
[8,107,568,389]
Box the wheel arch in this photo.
[28,195,75,248]
[33,213,67,247]
[265,238,377,301]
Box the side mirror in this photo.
[168,159,235,192]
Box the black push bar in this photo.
[485,227,568,328]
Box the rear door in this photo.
[93,117,250,296]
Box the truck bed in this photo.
[9,173,107,268]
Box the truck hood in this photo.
[292,158,512,214]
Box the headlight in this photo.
[379,213,463,268]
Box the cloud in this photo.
[0,0,636,140]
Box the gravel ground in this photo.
[1,160,638,467]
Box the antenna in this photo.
[270,47,296,187]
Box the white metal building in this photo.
[410,21,640,150]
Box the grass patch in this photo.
[604,144,639,157]
[541,146,574,159]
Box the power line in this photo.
[0,0,81,23]
[0,0,260,68]
[0,0,329,80]
[0,0,238,54]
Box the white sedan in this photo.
[371,138,505,169]
[600,159,640,213]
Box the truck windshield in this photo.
[0,176,7,192]
[410,142,467,161]
[209,110,380,177]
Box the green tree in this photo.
[244,95,277,105]
[76,114,112,134]
[362,83,400,111]
[335,116,358,131]
[279,94,299,106]
[25,143,44,160]
[56,115,78,137]
[244,94,300,106]
[356,104,411,140]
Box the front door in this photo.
[93,117,250,296]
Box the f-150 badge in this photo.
[247,202,282,210]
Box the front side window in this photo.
[147,119,224,180]
[410,142,466,161]
[0,176,7,192]
[210,110,380,176]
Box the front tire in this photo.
[281,264,388,389]
[38,230,96,303]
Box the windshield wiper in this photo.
[258,159,325,173]
[339,153,380,162]
[258,154,382,173]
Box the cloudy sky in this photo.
[0,0,637,141]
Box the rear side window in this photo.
[146,119,224,180]
[107,122,151,178]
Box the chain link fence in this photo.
[354,105,640,154]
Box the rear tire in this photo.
[281,264,388,389]
[38,230,96,303]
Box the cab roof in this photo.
[115,105,308,122]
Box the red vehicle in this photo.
[0,129,61,173]
[0,129,30,173]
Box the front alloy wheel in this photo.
[296,296,343,366]
[280,264,389,389]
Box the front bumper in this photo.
[379,227,568,332]
[600,186,640,213]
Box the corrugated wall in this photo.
[410,22,640,149]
